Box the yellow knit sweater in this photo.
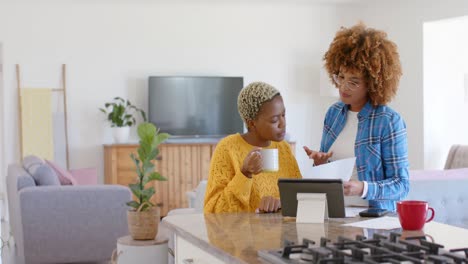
[204,134,302,213]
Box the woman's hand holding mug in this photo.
[242,148,280,178]
[241,148,263,178]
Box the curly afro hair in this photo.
[324,23,402,106]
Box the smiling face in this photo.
[336,67,369,112]
[248,95,286,142]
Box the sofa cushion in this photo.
[45,160,77,185]
[32,164,61,186]
[69,168,97,185]
[8,164,36,191]
[23,155,44,175]
[444,145,468,169]
[194,180,208,212]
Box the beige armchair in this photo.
[444,144,468,169]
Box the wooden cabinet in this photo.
[104,142,296,217]
[104,143,217,217]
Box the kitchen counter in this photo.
[162,212,468,264]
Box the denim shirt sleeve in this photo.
[366,113,410,201]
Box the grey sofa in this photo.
[405,144,468,229]
[407,168,468,229]
[6,162,131,264]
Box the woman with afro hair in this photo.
[304,23,409,211]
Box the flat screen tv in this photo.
[148,76,244,138]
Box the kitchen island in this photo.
[161,213,468,264]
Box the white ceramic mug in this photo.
[260,149,279,172]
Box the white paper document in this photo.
[345,207,366,218]
[304,157,356,182]
[341,216,401,230]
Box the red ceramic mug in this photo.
[397,200,435,230]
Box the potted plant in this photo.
[99,97,147,143]
[127,122,170,240]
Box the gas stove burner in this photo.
[258,232,468,264]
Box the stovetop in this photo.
[258,232,468,264]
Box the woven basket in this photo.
[127,207,160,240]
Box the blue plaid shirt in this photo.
[320,101,410,211]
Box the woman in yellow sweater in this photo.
[204,82,302,213]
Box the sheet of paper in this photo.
[345,207,367,218]
[341,216,401,230]
[303,157,356,181]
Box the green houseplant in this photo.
[127,122,170,240]
[99,97,147,143]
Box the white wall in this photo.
[424,16,468,169]
[0,43,4,199]
[339,0,468,170]
[0,0,344,182]
[2,0,467,187]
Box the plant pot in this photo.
[113,127,130,143]
[127,207,160,240]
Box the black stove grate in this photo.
[258,232,468,264]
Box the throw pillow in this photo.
[31,164,61,186]
[45,160,77,185]
[23,155,44,175]
[194,180,208,212]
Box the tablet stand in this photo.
[296,193,328,223]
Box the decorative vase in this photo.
[113,127,130,143]
[127,207,160,240]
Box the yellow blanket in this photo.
[20,88,54,160]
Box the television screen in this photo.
[148,76,244,137]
